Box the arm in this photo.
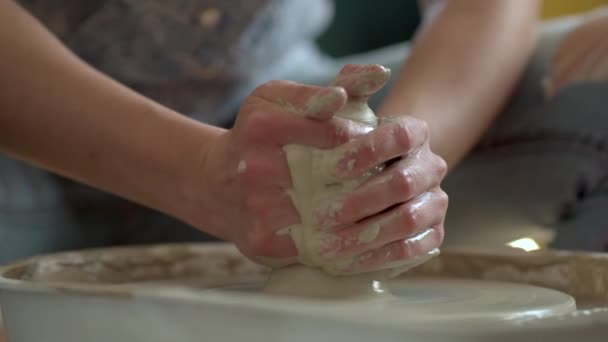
[0,0,224,223]
[378,0,541,168]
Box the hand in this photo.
[312,66,448,274]
[316,119,448,274]
[546,8,608,98]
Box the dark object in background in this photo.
[317,0,421,57]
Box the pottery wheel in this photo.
[379,278,576,321]
[210,277,576,324]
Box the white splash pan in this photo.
[0,243,607,342]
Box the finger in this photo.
[320,189,448,258]
[332,116,429,179]
[345,226,444,274]
[316,150,447,227]
[331,64,391,99]
[242,105,371,149]
[250,80,347,120]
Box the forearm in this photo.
[378,0,540,168]
[0,0,223,220]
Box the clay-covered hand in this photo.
[191,80,372,264]
[316,65,449,274]
[546,8,608,98]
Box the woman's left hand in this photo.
[313,66,449,274]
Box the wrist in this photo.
[168,119,227,234]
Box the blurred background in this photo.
[317,0,608,57]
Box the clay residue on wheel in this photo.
[2,244,269,287]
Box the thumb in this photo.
[331,64,391,99]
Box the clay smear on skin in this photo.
[315,199,344,227]
[358,224,381,244]
[276,89,343,117]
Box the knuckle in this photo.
[397,202,418,229]
[418,119,430,140]
[392,169,416,198]
[248,110,274,129]
[391,122,413,152]
[435,226,446,245]
[357,143,376,166]
[435,156,448,178]
[436,189,449,211]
